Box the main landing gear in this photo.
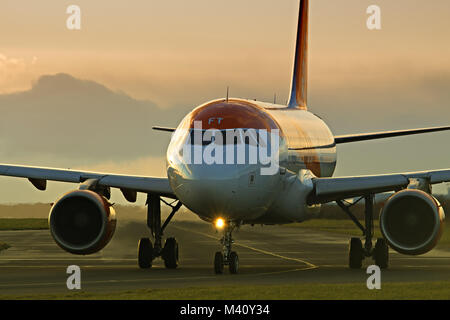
[214,222,239,274]
[138,194,182,269]
[337,194,389,269]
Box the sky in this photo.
[0,0,449,204]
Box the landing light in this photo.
[215,218,225,229]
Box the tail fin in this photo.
[287,0,308,110]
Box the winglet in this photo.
[287,0,309,110]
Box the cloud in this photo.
[0,53,35,94]
[0,73,187,167]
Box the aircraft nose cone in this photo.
[168,163,246,220]
[168,160,281,222]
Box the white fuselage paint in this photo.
[166,99,337,225]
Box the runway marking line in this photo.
[0,264,314,289]
[0,224,319,290]
[0,275,221,289]
[172,225,318,269]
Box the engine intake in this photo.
[380,189,445,255]
[48,190,116,255]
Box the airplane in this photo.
[1,0,449,274]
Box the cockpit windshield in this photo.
[188,129,264,147]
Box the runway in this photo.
[1,220,450,296]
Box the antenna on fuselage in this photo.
[274,93,277,104]
[226,86,229,102]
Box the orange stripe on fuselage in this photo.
[183,98,334,178]
[187,99,282,132]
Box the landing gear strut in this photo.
[138,194,182,269]
[337,194,389,269]
[214,222,239,274]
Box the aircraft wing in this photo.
[0,163,175,200]
[334,126,450,144]
[308,169,450,204]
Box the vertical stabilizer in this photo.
[287,0,308,110]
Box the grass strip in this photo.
[0,218,48,231]
[1,281,449,300]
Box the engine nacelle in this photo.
[48,190,117,255]
[380,189,445,255]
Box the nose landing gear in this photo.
[214,222,240,274]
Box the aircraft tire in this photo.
[163,237,179,269]
[138,238,153,269]
[229,251,239,274]
[214,251,224,274]
[349,237,364,269]
[373,238,389,269]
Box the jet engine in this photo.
[380,189,445,255]
[48,190,116,255]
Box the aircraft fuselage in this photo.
[166,98,337,224]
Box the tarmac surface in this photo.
[1,220,450,296]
